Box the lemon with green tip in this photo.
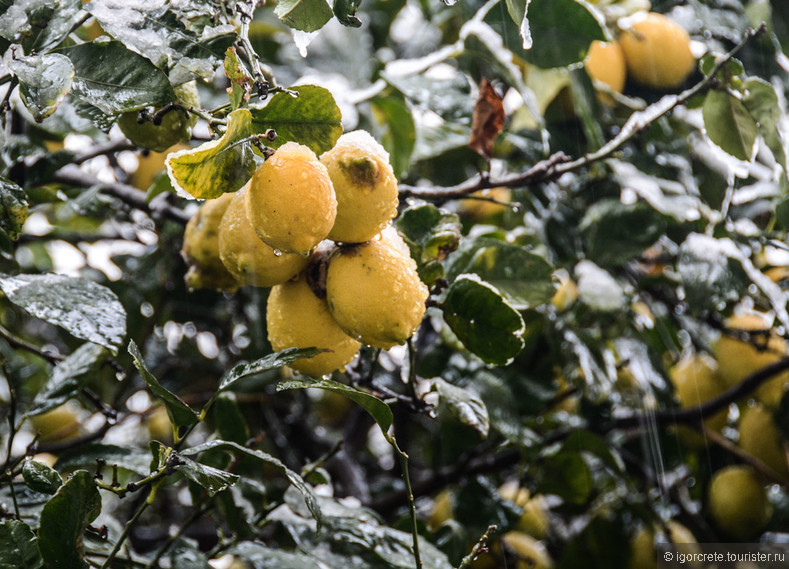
[182,192,239,291]
[246,142,336,256]
[218,188,309,287]
[266,276,361,377]
[326,236,428,349]
[320,130,399,244]
[708,465,771,540]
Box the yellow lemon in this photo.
[320,130,399,244]
[629,521,698,569]
[619,12,695,90]
[326,236,428,349]
[266,276,361,377]
[246,142,336,256]
[500,531,553,569]
[427,489,454,530]
[30,405,81,443]
[182,192,239,291]
[738,403,789,479]
[118,81,200,152]
[708,465,771,540]
[459,187,512,221]
[714,313,789,408]
[218,189,309,287]
[131,143,189,191]
[669,354,728,434]
[585,40,627,100]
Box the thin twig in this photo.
[457,525,497,569]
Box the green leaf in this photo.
[396,202,461,286]
[129,340,198,428]
[249,86,342,155]
[26,343,109,417]
[702,89,758,161]
[431,378,489,439]
[22,460,63,495]
[699,54,744,78]
[562,430,624,474]
[85,2,234,81]
[371,96,416,178]
[8,53,74,122]
[442,274,525,366]
[579,200,665,267]
[278,376,394,434]
[166,108,255,199]
[213,394,249,445]
[677,233,748,312]
[37,470,101,569]
[177,455,239,497]
[58,40,176,114]
[217,347,323,392]
[0,176,28,241]
[55,443,152,477]
[0,274,126,354]
[169,545,212,569]
[444,238,554,309]
[181,440,323,525]
[228,542,323,569]
[0,520,42,569]
[743,77,786,171]
[224,46,252,111]
[537,450,593,505]
[516,0,606,68]
[274,0,332,32]
[333,0,362,27]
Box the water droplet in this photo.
[273,249,282,257]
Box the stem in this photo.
[7,475,20,519]
[457,525,497,569]
[388,436,422,569]
[0,323,64,363]
[2,363,18,474]
[100,494,151,569]
[146,501,211,568]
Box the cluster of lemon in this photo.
[585,11,695,97]
[182,131,429,377]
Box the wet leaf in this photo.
[22,460,63,495]
[396,202,461,286]
[55,444,153,477]
[169,545,212,569]
[0,274,126,354]
[743,77,786,171]
[8,52,74,122]
[26,343,109,417]
[129,340,198,428]
[37,470,101,569]
[224,46,252,111]
[218,347,323,392]
[177,455,239,497]
[59,40,176,114]
[0,520,42,569]
[166,108,256,199]
[677,233,748,312]
[228,542,322,569]
[274,0,333,32]
[0,176,28,241]
[468,78,505,160]
[333,0,362,28]
[370,96,416,178]
[432,378,489,438]
[442,274,525,366]
[536,450,593,505]
[249,86,343,155]
[702,89,758,161]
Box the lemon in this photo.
[182,192,239,291]
[585,40,627,103]
[320,130,399,244]
[629,521,698,569]
[30,405,81,443]
[118,81,200,152]
[266,276,361,377]
[326,236,428,349]
[714,314,789,408]
[708,465,771,540]
[619,12,695,90]
[146,405,173,442]
[500,531,553,569]
[738,403,789,479]
[458,187,512,221]
[499,482,550,538]
[550,273,578,312]
[131,143,189,191]
[246,142,336,256]
[669,354,728,434]
[427,489,454,530]
[218,189,309,288]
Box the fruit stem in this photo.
[388,435,423,569]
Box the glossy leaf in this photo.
[217,347,323,392]
[22,460,63,495]
[537,450,593,505]
[27,343,108,417]
[177,455,239,497]
[432,378,489,438]
[677,233,748,312]
[166,108,255,199]
[37,470,101,569]
[442,274,525,366]
[249,86,343,155]
[224,46,252,111]
[0,274,126,353]
[0,176,28,241]
[8,53,74,122]
[396,202,461,285]
[743,77,786,171]
[228,542,323,569]
[274,0,333,32]
[55,443,152,477]
[370,96,416,178]
[702,88,758,161]
[169,545,212,569]
[333,0,362,28]
[129,340,198,428]
[0,520,42,569]
[59,40,176,114]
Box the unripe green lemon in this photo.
[326,236,428,349]
[714,313,789,408]
[320,130,399,244]
[218,189,308,287]
[738,403,789,479]
[182,192,239,291]
[708,465,771,540]
[670,354,728,434]
[118,81,200,152]
[266,276,361,377]
[585,40,627,103]
[619,12,695,90]
[246,142,337,256]
[500,531,553,569]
